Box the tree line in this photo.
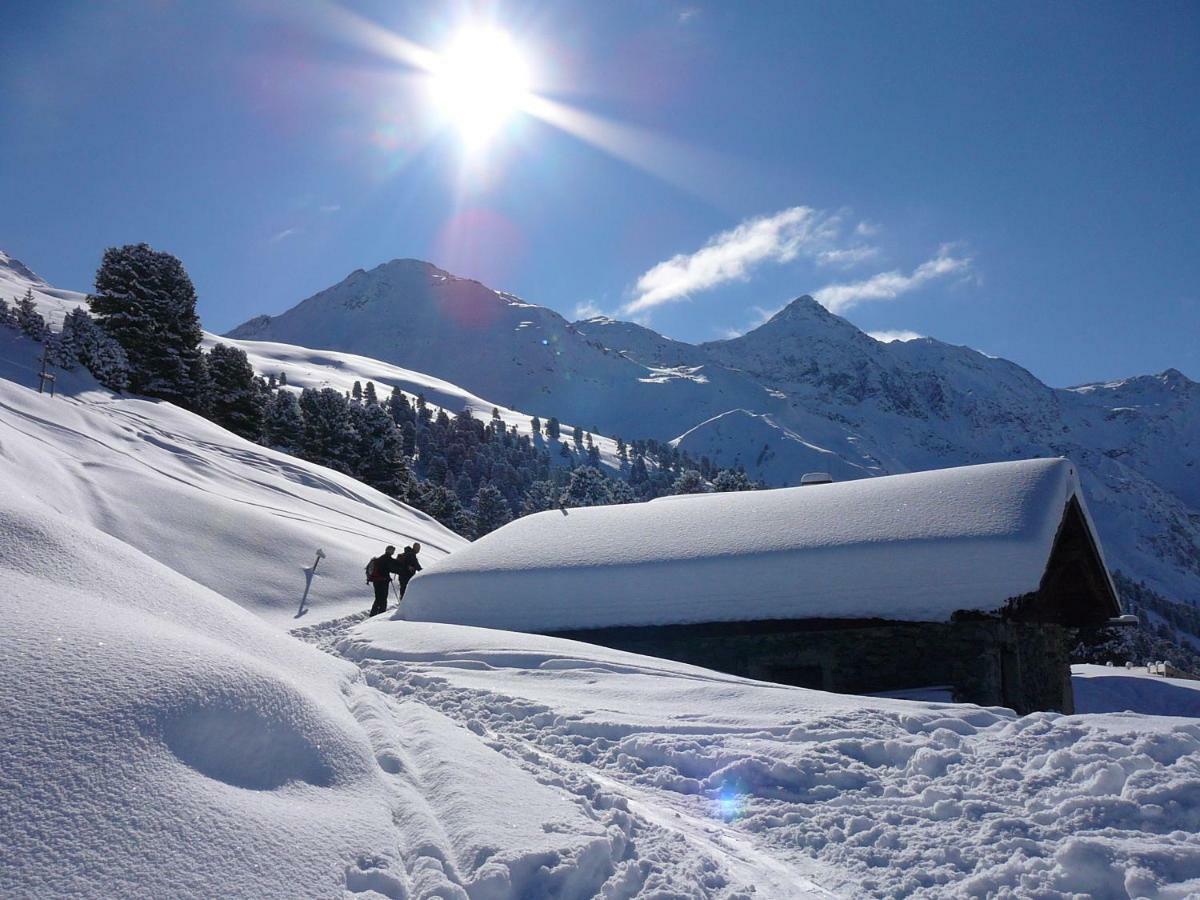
[4,243,758,540]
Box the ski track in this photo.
[295,614,845,897]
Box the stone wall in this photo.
[548,618,1075,714]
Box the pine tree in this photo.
[364,381,378,404]
[546,416,561,440]
[0,297,15,328]
[587,443,601,467]
[473,482,513,536]
[267,372,277,389]
[712,469,757,492]
[298,387,356,472]
[278,371,287,387]
[264,390,305,450]
[15,289,47,341]
[88,244,205,409]
[351,380,363,403]
[560,466,613,507]
[530,415,541,436]
[572,425,583,448]
[671,469,707,495]
[206,343,266,441]
[355,402,411,498]
[521,480,559,514]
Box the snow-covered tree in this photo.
[355,402,410,498]
[15,289,48,341]
[546,416,561,440]
[263,390,305,450]
[0,297,15,328]
[521,479,559,515]
[560,466,613,507]
[351,380,363,403]
[587,443,602,467]
[206,343,266,441]
[88,244,205,409]
[363,381,378,405]
[712,469,757,492]
[473,482,513,536]
[298,387,356,472]
[671,469,708,495]
[60,308,129,390]
[530,415,541,436]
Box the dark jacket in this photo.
[396,547,422,581]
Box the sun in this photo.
[429,27,533,150]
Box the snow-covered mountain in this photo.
[228,259,1200,619]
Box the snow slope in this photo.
[400,458,1109,632]
[0,327,464,627]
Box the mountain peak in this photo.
[0,250,45,286]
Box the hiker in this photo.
[366,545,398,616]
[395,542,422,599]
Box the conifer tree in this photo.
[352,380,363,402]
[671,469,707,495]
[278,371,287,387]
[473,482,513,536]
[263,390,305,450]
[363,381,378,404]
[205,343,266,441]
[560,466,613,507]
[712,468,757,492]
[88,244,204,409]
[0,297,15,328]
[15,289,48,341]
[546,416,560,440]
[530,415,541,436]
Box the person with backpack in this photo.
[394,542,423,599]
[366,545,399,616]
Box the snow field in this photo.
[339,620,1200,898]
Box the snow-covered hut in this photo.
[401,458,1121,713]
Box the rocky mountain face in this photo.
[224,259,1194,629]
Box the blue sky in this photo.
[2,1,1197,386]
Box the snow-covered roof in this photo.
[401,458,1119,632]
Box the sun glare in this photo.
[429,27,532,150]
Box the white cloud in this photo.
[868,329,925,343]
[574,300,604,320]
[678,7,699,23]
[624,206,838,315]
[269,227,299,244]
[814,245,972,314]
[319,204,341,214]
[816,245,879,268]
[855,220,881,237]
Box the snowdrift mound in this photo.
[0,488,404,898]
[0,328,464,626]
[401,458,1105,632]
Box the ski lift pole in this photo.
[38,346,56,396]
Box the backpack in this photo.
[365,557,380,583]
